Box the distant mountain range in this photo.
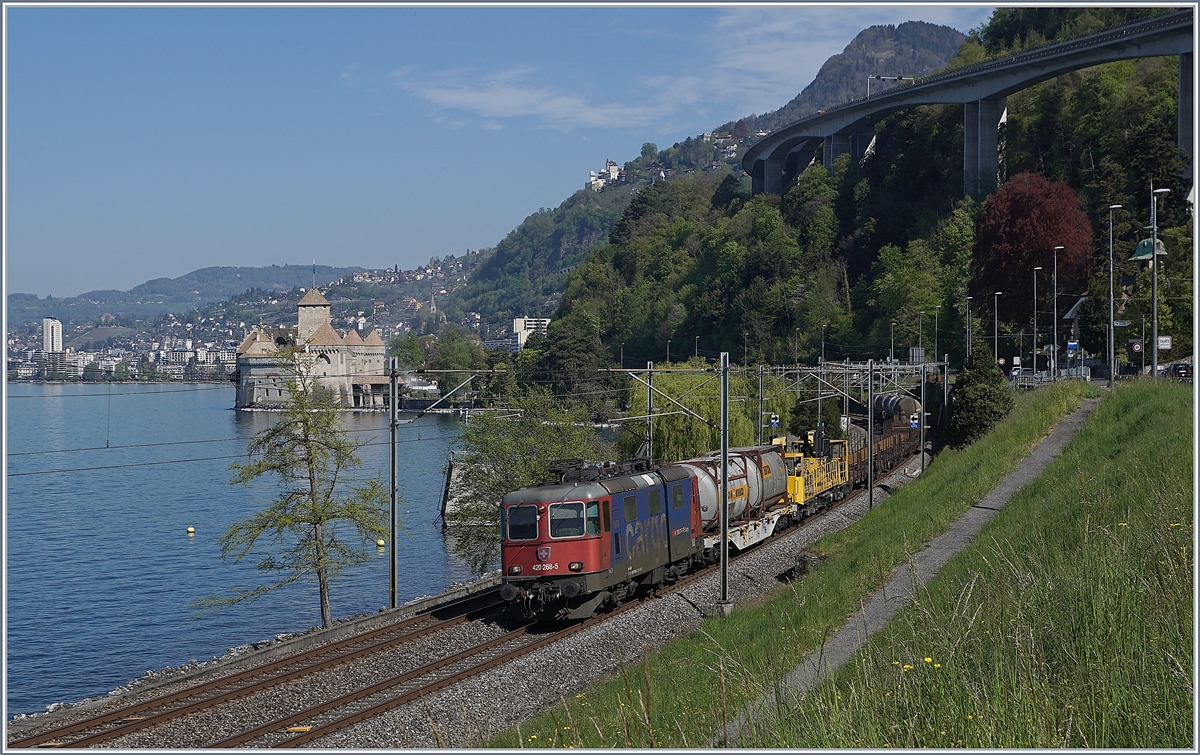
[7,264,360,325]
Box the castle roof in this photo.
[342,329,363,345]
[362,330,385,346]
[236,327,294,356]
[298,288,330,307]
[304,322,344,346]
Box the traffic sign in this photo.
[1067,340,1078,351]
[1114,320,1131,327]
[998,358,1006,365]
[1158,336,1172,350]
[1132,341,1143,353]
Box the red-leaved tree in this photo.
[971,172,1093,324]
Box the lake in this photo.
[5,382,472,715]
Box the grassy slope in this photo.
[488,380,1112,748]
[769,379,1193,748]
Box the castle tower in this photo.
[297,288,331,343]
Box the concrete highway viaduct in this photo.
[742,9,1194,198]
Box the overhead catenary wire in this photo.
[8,434,462,477]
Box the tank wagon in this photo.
[499,423,918,620]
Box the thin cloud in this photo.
[391,65,682,131]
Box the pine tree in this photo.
[947,340,1014,448]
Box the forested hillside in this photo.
[541,7,1192,376]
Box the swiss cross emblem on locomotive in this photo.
[537,546,552,562]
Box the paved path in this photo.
[720,398,1100,746]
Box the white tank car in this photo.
[673,446,787,532]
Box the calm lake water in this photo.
[5,382,472,715]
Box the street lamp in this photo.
[1033,267,1042,374]
[1053,245,1063,380]
[965,297,972,358]
[918,310,924,353]
[934,305,941,364]
[1152,186,1170,378]
[666,339,671,364]
[620,342,624,367]
[867,74,915,99]
[993,291,1003,362]
[1108,204,1122,382]
[890,321,896,362]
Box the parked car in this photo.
[1169,363,1192,382]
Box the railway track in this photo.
[11,448,921,749]
[6,590,504,749]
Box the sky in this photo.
[4,3,996,299]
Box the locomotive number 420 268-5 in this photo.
[531,563,559,571]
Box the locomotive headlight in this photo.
[569,562,584,572]
[508,565,523,575]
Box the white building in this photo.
[42,318,62,353]
[512,317,550,351]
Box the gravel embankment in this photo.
[9,454,925,749]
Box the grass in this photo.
[483,379,1118,748]
[759,379,1193,748]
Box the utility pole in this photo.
[1053,246,1063,381]
[388,357,398,609]
[757,364,764,445]
[867,358,874,511]
[646,361,654,462]
[919,363,926,473]
[1151,185,1171,378]
[1108,204,1122,382]
[718,352,732,616]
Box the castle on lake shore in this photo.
[233,288,388,409]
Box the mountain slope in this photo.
[743,21,966,134]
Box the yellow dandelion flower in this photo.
[924,657,932,663]
[968,715,973,720]
[563,726,571,730]
[941,731,947,735]
[529,735,537,740]
[1118,522,1128,527]
[903,664,913,671]
[934,663,942,668]
[893,661,900,666]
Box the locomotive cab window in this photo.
[586,501,601,535]
[549,502,585,538]
[506,505,539,541]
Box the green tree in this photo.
[193,349,389,628]
[641,142,658,160]
[947,340,1014,448]
[388,332,425,369]
[443,397,612,575]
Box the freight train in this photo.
[498,405,920,620]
